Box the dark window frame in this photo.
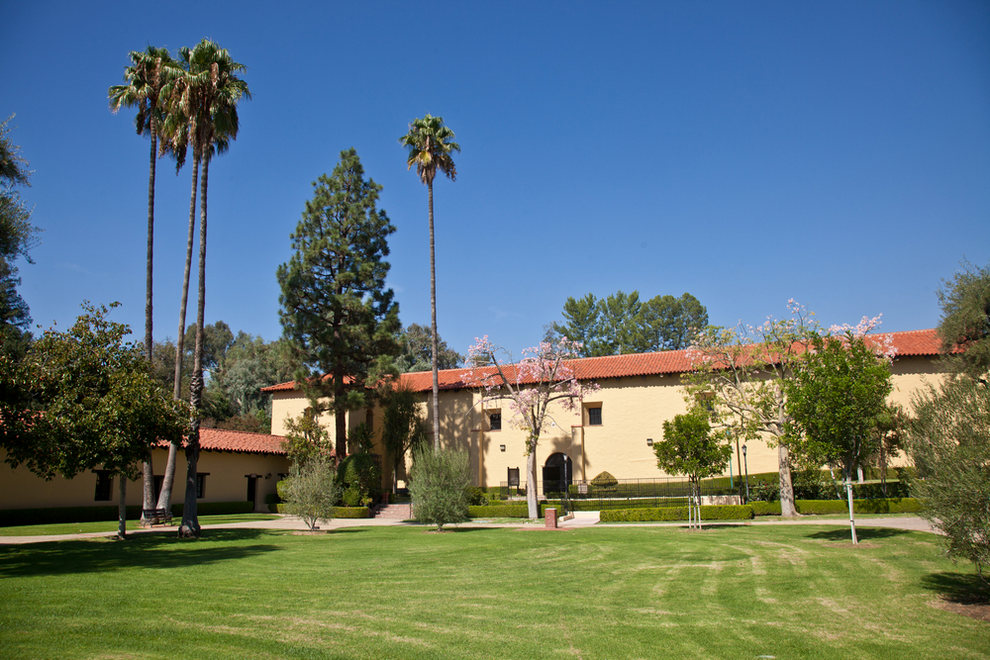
[587,405,603,426]
[94,470,113,501]
[488,410,502,431]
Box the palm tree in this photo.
[166,39,249,537]
[108,46,180,519]
[400,115,460,450]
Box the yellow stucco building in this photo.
[265,329,945,495]
[0,429,289,515]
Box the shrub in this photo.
[468,504,528,518]
[337,451,382,506]
[599,505,754,522]
[751,501,782,516]
[409,448,471,530]
[333,506,371,519]
[590,471,618,489]
[280,456,342,530]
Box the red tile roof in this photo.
[159,428,286,455]
[262,329,944,395]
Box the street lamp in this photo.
[742,443,750,503]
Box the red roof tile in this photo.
[185,428,286,455]
[262,329,944,395]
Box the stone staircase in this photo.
[374,503,412,520]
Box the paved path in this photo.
[0,513,938,545]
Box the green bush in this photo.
[750,501,782,516]
[590,471,618,488]
[337,451,382,506]
[409,448,471,530]
[281,456,342,530]
[333,506,371,518]
[467,504,529,518]
[599,505,754,522]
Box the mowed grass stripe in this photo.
[0,525,987,658]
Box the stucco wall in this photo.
[268,354,942,490]
[0,447,289,511]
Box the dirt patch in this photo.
[514,526,572,532]
[291,530,328,536]
[930,598,990,623]
[820,541,881,549]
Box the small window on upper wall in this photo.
[488,410,502,431]
[196,473,209,499]
[587,405,602,426]
[94,470,112,501]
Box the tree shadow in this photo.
[804,527,911,541]
[921,571,990,604]
[0,528,280,578]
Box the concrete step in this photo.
[375,503,412,519]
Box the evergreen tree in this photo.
[278,148,400,459]
[0,116,37,359]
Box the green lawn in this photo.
[0,513,279,536]
[0,525,986,658]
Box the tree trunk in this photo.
[778,443,798,517]
[845,467,858,544]
[526,440,538,519]
[428,181,440,451]
[156,155,199,512]
[117,473,127,540]
[180,156,208,539]
[140,118,158,521]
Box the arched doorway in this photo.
[542,452,573,496]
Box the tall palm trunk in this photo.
[140,117,158,520]
[155,154,199,512]
[428,181,440,450]
[180,155,209,538]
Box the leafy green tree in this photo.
[381,386,428,493]
[282,407,335,465]
[409,447,470,531]
[400,114,460,450]
[0,116,38,360]
[158,39,249,537]
[785,330,893,544]
[654,407,731,529]
[396,323,463,372]
[208,333,297,427]
[553,291,708,357]
[278,148,400,459]
[908,374,990,583]
[937,262,990,377]
[280,455,342,531]
[0,304,186,539]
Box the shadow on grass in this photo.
[922,571,990,604]
[804,527,911,542]
[0,528,281,578]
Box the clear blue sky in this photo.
[3,1,989,359]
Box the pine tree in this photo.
[278,149,400,458]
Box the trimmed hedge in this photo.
[468,504,529,518]
[333,506,371,519]
[275,504,371,518]
[748,498,923,516]
[750,501,782,516]
[0,501,253,527]
[600,504,754,522]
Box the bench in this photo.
[141,508,172,527]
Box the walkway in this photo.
[0,512,938,545]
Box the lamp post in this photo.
[742,443,750,503]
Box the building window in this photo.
[94,470,112,501]
[196,473,209,499]
[587,405,602,426]
[488,410,502,431]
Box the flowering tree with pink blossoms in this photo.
[467,336,599,519]
[684,301,820,517]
